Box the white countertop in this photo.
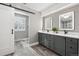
[38,30,79,39]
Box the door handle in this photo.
[11,29,13,34]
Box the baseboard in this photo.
[30,42,39,46]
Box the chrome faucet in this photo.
[64,30,68,34]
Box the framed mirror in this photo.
[59,11,74,30]
[43,17,52,30]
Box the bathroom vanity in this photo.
[38,31,79,56]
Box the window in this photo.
[15,13,26,31]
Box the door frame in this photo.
[14,10,30,43]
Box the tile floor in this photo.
[8,41,58,56]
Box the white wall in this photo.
[29,13,41,44]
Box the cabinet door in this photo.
[41,33,46,46]
[44,34,49,47]
[41,34,52,48]
[38,33,45,45]
[38,33,42,44]
[54,36,65,56]
[66,38,78,56]
[48,35,54,50]
[38,33,53,49]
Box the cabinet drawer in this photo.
[66,46,77,56]
[66,44,77,51]
[66,38,78,56]
[66,38,77,45]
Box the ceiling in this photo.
[6,3,71,12]
[24,3,54,12]
[5,3,75,15]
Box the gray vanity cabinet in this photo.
[38,33,54,49]
[54,36,65,56]
[66,38,78,56]
[43,34,49,47]
[38,33,46,45]
[41,33,46,46]
[38,33,42,44]
[40,33,47,46]
[38,33,49,46]
[38,33,44,45]
[38,32,79,56]
[46,34,54,49]
[38,33,65,56]
[48,35,54,50]
[45,34,50,48]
